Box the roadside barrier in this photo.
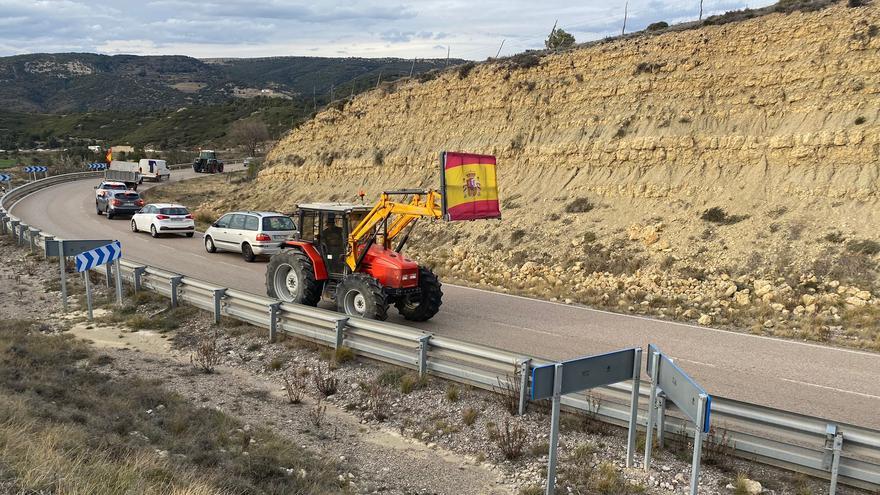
[2,172,878,492]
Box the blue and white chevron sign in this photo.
[88,163,107,170]
[0,174,10,182]
[24,166,48,173]
[75,240,122,272]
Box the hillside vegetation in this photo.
[168,1,880,346]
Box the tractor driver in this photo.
[321,213,345,271]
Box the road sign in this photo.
[88,163,107,170]
[531,348,642,495]
[644,344,711,495]
[75,240,122,272]
[532,348,637,400]
[0,174,10,182]
[24,166,48,173]
[46,239,114,258]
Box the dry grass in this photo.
[0,319,344,494]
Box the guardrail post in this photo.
[418,334,431,377]
[334,317,349,350]
[829,432,843,495]
[8,220,17,239]
[16,222,25,245]
[169,276,183,308]
[28,228,38,253]
[212,288,227,324]
[268,302,281,343]
[656,392,667,449]
[0,213,6,235]
[626,347,643,468]
[132,266,146,292]
[644,351,660,471]
[41,234,53,258]
[518,358,531,416]
[105,262,113,288]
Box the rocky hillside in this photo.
[202,1,880,348]
[0,54,457,113]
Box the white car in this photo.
[131,203,195,238]
[204,211,297,262]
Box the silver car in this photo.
[204,211,297,262]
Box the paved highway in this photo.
[11,171,880,428]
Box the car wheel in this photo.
[150,225,159,238]
[242,243,256,262]
[205,236,217,253]
[185,232,194,238]
[131,220,138,232]
[107,210,114,220]
[96,202,103,215]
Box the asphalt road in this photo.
[11,170,880,428]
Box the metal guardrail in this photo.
[2,173,879,492]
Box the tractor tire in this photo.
[395,267,443,321]
[218,164,224,173]
[266,251,323,306]
[337,273,388,320]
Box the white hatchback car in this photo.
[131,203,195,238]
[204,211,297,262]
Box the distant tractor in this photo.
[266,190,447,321]
[192,150,224,173]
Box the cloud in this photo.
[0,0,778,58]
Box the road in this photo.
[11,170,880,428]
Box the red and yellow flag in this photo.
[105,149,112,163]
[440,151,501,221]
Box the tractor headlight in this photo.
[403,273,417,280]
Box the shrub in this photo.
[510,229,526,243]
[854,116,866,125]
[493,371,521,416]
[565,197,594,213]
[313,363,338,397]
[529,441,550,456]
[519,485,543,495]
[647,21,669,30]
[462,407,479,426]
[571,443,597,461]
[492,418,527,460]
[501,53,541,70]
[634,61,666,75]
[846,239,880,256]
[334,346,355,364]
[308,400,327,429]
[267,357,285,371]
[399,372,426,394]
[457,62,476,79]
[372,149,384,166]
[445,384,460,402]
[282,369,306,404]
[849,0,867,7]
[364,380,391,421]
[700,207,748,225]
[546,28,576,50]
[823,231,846,243]
[378,368,406,388]
[190,331,221,373]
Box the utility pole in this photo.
[409,58,416,77]
[495,39,505,59]
[330,84,334,102]
[699,0,704,20]
[376,71,382,88]
[312,84,317,113]
[622,2,628,35]
[445,46,450,67]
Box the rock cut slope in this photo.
[205,2,880,345]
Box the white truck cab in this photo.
[110,159,170,182]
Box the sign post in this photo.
[46,239,116,312]
[74,241,122,320]
[644,344,711,495]
[531,348,642,495]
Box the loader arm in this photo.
[345,190,443,271]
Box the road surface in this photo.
[11,170,880,428]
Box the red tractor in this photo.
[266,190,444,321]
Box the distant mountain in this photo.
[0,53,461,113]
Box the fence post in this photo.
[518,358,531,416]
[268,302,281,343]
[169,276,183,308]
[28,228,38,253]
[133,266,147,292]
[335,317,349,350]
[418,334,431,377]
[656,393,667,449]
[212,288,227,324]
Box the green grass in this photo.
[0,318,345,494]
[0,158,18,169]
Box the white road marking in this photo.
[446,283,880,359]
[780,378,880,400]
[677,358,717,368]
[485,320,560,337]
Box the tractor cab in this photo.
[294,203,372,277]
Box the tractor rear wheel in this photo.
[266,251,322,306]
[395,267,443,321]
[337,273,388,320]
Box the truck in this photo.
[109,159,170,182]
[103,169,142,190]
[192,150,224,174]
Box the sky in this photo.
[0,0,774,60]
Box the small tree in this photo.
[228,119,270,157]
[545,28,575,50]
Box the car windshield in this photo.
[159,207,188,215]
[114,192,140,199]
[262,216,295,231]
[104,184,126,190]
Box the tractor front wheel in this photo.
[266,251,323,306]
[337,273,388,320]
[395,267,443,321]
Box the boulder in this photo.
[697,314,713,326]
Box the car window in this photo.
[215,214,232,228]
[159,207,189,215]
[244,215,259,231]
[263,216,295,231]
[228,214,246,230]
[105,184,126,190]
[114,192,139,199]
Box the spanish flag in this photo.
[440,151,501,221]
